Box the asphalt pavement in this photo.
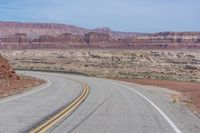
[0,71,200,133]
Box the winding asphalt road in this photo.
[0,71,200,133]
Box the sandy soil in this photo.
[0,76,45,98]
[112,78,200,113]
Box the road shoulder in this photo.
[115,80,200,133]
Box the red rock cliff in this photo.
[0,21,200,49]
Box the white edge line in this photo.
[0,77,51,104]
[110,81,182,133]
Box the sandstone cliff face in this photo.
[0,21,200,49]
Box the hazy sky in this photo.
[0,0,199,32]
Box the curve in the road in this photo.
[2,71,198,133]
[30,80,89,133]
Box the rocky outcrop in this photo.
[0,54,45,98]
[0,21,200,49]
[0,55,19,80]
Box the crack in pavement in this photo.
[65,95,113,133]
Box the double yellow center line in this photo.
[30,80,90,133]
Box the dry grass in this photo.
[1,49,200,82]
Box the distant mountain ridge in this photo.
[0,21,200,49]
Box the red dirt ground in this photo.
[0,76,45,98]
[112,78,200,113]
[0,55,45,98]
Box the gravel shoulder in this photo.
[113,78,200,114]
[115,79,200,133]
